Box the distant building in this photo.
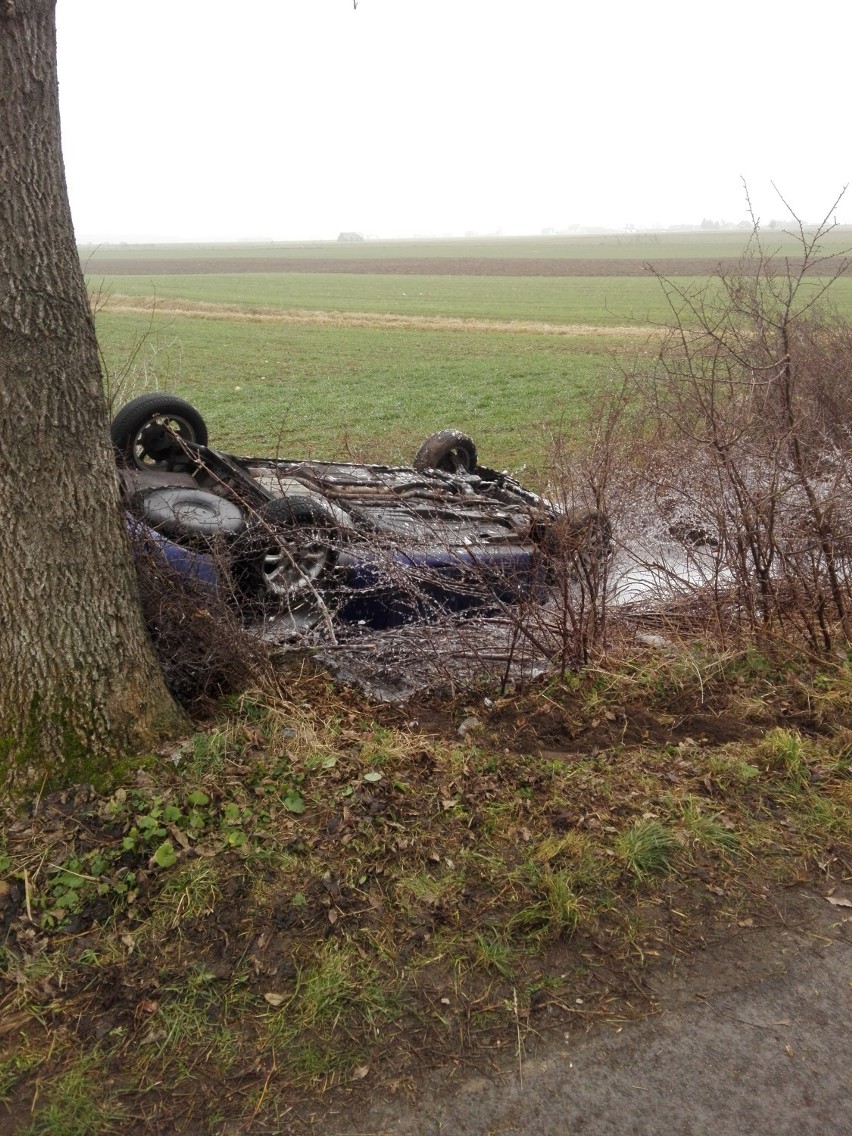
[337,231,364,242]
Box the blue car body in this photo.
[115,399,588,634]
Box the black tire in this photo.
[239,495,339,607]
[110,394,208,470]
[138,488,246,539]
[413,430,478,474]
[256,495,336,530]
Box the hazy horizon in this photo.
[75,223,852,249]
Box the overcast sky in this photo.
[56,0,851,243]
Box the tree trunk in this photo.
[0,0,185,793]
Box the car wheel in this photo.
[110,394,209,470]
[243,495,339,606]
[413,430,478,474]
[137,488,246,540]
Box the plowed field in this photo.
[82,255,852,277]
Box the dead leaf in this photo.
[167,823,190,851]
[441,799,458,811]
[351,1065,370,1081]
[263,993,286,1008]
[825,896,852,908]
[327,909,339,925]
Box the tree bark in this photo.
[0,0,185,791]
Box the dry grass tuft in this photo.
[97,292,658,339]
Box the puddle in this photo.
[249,528,849,701]
[249,541,715,701]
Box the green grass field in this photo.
[89,230,852,469]
[96,310,632,471]
[94,272,695,324]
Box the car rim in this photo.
[260,535,331,599]
[440,448,471,473]
[131,414,198,469]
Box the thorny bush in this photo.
[134,540,269,711]
[604,195,852,654]
[494,195,852,670]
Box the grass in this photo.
[2,646,849,1133]
[673,797,741,855]
[94,308,628,470]
[90,270,703,325]
[87,229,852,476]
[148,861,221,930]
[756,727,811,790]
[471,930,516,980]
[509,865,589,939]
[615,820,679,881]
[18,1054,127,1136]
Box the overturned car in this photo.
[113,394,610,635]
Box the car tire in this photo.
[138,487,246,539]
[413,430,478,474]
[241,495,340,606]
[110,393,209,469]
